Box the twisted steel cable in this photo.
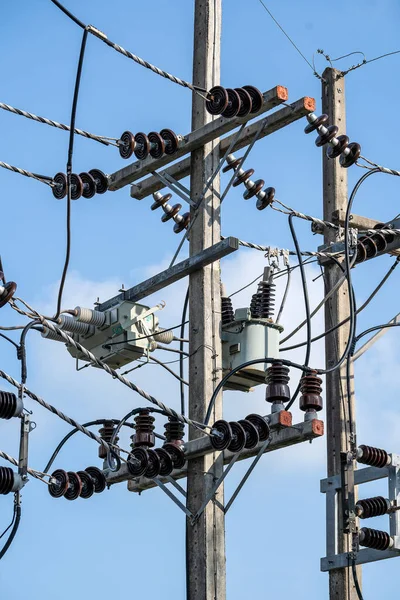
[0,161,53,186]
[0,450,49,483]
[0,369,124,456]
[0,102,114,146]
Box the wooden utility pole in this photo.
[186,1,225,599]
[322,67,361,599]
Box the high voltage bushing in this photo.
[221,282,234,325]
[98,420,119,460]
[356,496,391,519]
[299,371,323,417]
[151,191,190,234]
[163,417,186,470]
[0,274,17,308]
[251,267,275,319]
[304,113,361,168]
[48,467,106,500]
[359,527,394,551]
[118,129,179,160]
[0,391,23,419]
[265,362,291,412]
[223,154,275,211]
[52,169,108,200]
[0,467,23,495]
[130,410,162,478]
[356,444,391,469]
[205,85,263,118]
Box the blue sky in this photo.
[1,0,400,598]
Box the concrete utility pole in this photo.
[322,67,361,600]
[186,1,225,599]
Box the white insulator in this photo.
[153,328,174,344]
[74,306,106,327]
[58,315,92,335]
[41,328,68,343]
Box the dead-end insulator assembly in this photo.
[118,129,180,160]
[52,169,108,200]
[205,85,263,118]
[356,444,391,469]
[151,192,190,235]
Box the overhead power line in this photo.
[0,101,114,146]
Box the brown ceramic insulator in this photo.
[160,129,179,155]
[326,134,349,159]
[154,447,174,476]
[256,186,275,210]
[0,281,17,308]
[64,471,82,501]
[79,172,96,199]
[144,448,161,478]
[227,421,246,453]
[232,169,254,187]
[242,85,263,113]
[161,203,182,222]
[148,131,166,159]
[0,467,15,495]
[88,169,108,194]
[164,418,185,446]
[77,470,95,499]
[238,419,259,449]
[315,125,339,147]
[0,391,19,419]
[235,88,252,117]
[265,362,291,403]
[52,172,68,199]
[173,212,190,233]
[151,192,172,211]
[304,113,329,134]
[256,279,275,319]
[357,445,390,469]
[98,421,118,459]
[245,414,270,441]
[340,142,361,168]
[360,236,378,260]
[221,88,242,119]
[221,295,234,325]
[163,443,186,469]
[127,447,149,477]
[210,419,232,451]
[222,157,243,173]
[250,292,261,318]
[356,496,389,519]
[370,233,388,254]
[243,179,265,200]
[48,469,69,498]
[133,410,156,447]
[85,466,106,493]
[134,132,151,160]
[69,173,83,200]
[359,528,392,551]
[356,240,367,264]
[119,131,135,159]
[206,86,229,115]
[299,371,323,412]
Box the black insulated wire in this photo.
[0,495,21,561]
[180,289,189,416]
[50,0,85,28]
[352,561,364,600]
[285,213,312,410]
[55,27,89,320]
